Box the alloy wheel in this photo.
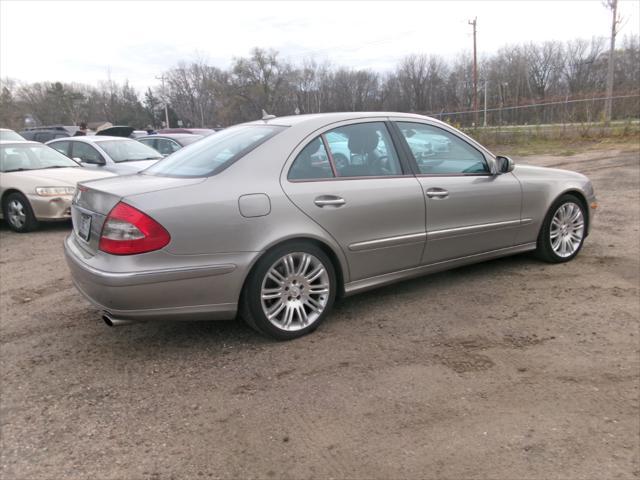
[260,252,330,331]
[7,199,26,229]
[550,202,584,258]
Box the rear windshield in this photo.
[98,139,163,163]
[144,125,286,177]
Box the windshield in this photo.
[98,139,163,163]
[145,125,286,177]
[0,130,25,141]
[0,144,79,172]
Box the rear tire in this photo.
[240,242,337,340]
[2,192,38,233]
[535,194,586,263]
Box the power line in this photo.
[429,93,640,117]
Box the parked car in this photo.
[46,136,163,174]
[0,128,25,141]
[0,141,114,232]
[19,126,78,143]
[137,133,204,156]
[158,128,219,136]
[64,112,596,339]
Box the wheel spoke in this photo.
[261,288,282,300]
[306,266,325,283]
[267,300,285,320]
[267,269,285,285]
[281,305,294,328]
[297,254,311,276]
[283,255,296,276]
[304,296,323,313]
[308,284,329,295]
[297,305,309,326]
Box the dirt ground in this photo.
[1,146,639,480]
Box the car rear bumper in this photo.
[64,234,258,322]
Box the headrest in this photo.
[347,127,379,155]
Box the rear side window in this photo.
[145,125,286,177]
[325,122,402,177]
[288,137,333,180]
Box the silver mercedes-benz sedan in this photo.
[64,112,597,339]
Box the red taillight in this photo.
[99,202,170,255]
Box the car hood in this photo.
[3,167,114,187]
[513,163,588,181]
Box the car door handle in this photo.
[425,188,449,199]
[314,196,346,207]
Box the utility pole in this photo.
[469,17,478,126]
[483,79,488,127]
[155,74,170,129]
[604,0,620,124]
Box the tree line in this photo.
[1,35,638,131]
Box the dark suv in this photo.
[19,126,78,143]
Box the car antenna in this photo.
[261,109,276,121]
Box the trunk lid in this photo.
[71,173,205,255]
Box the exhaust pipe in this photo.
[102,312,134,327]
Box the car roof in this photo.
[243,111,435,128]
[48,135,132,143]
[0,128,18,132]
[139,133,200,140]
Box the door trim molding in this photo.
[348,232,427,251]
[427,218,532,240]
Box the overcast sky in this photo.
[1,0,639,92]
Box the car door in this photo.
[282,121,426,281]
[393,120,522,264]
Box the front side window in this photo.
[98,139,163,163]
[288,137,333,180]
[50,141,71,157]
[0,144,79,172]
[71,142,104,164]
[324,122,402,177]
[397,122,489,175]
[145,125,286,177]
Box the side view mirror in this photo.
[78,158,106,166]
[495,155,515,174]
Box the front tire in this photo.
[241,242,337,340]
[2,192,38,233]
[535,194,586,263]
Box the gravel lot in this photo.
[1,146,639,480]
